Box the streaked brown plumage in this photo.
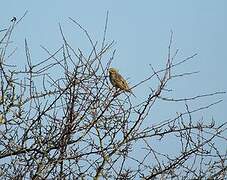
[108,68,132,93]
[0,114,5,124]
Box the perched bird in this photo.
[109,68,135,96]
[0,114,5,124]
[11,17,17,22]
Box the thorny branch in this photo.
[0,16,226,180]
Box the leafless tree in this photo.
[0,14,226,180]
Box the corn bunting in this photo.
[109,68,135,96]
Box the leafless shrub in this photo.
[0,14,226,180]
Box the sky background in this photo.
[0,0,226,158]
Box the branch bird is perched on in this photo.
[109,68,135,96]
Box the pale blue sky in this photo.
[1,0,226,141]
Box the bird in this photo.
[11,17,17,22]
[0,114,5,124]
[108,68,135,97]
